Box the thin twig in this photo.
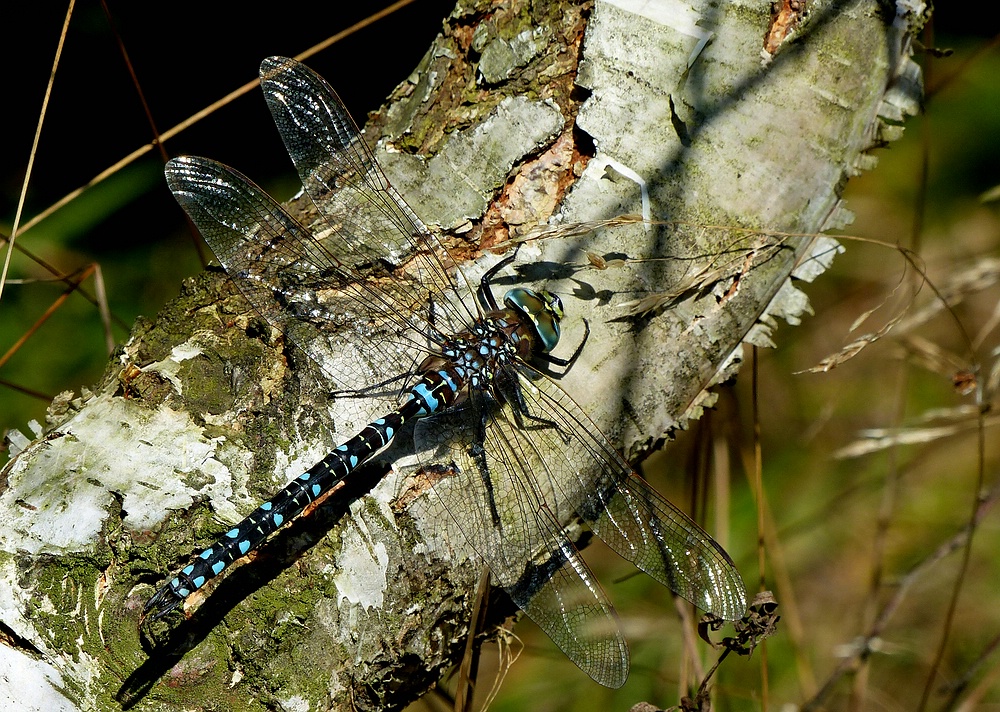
[0,0,75,302]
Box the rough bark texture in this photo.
[0,0,926,710]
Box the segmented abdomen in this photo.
[146,338,480,617]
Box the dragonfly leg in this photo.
[477,249,521,311]
[331,371,413,399]
[498,367,571,445]
[539,318,591,371]
[469,396,502,527]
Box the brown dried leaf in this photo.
[800,308,907,373]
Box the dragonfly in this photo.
[144,56,747,688]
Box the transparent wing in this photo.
[165,156,426,399]
[513,364,748,621]
[259,56,476,339]
[414,396,630,688]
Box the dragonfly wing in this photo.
[412,397,629,688]
[260,56,410,265]
[512,364,748,621]
[165,155,421,400]
[259,56,474,337]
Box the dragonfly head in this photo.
[504,287,564,354]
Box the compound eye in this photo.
[504,287,563,353]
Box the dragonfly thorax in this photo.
[416,289,562,408]
[432,316,519,389]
